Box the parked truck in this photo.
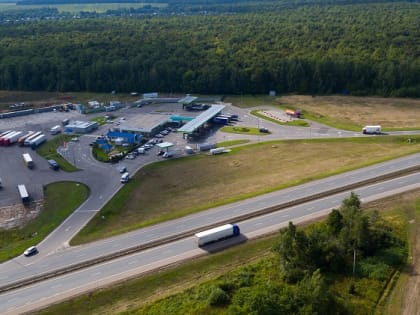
[195,223,240,247]
[213,116,229,125]
[23,131,42,146]
[17,131,35,146]
[0,131,16,145]
[0,130,13,142]
[30,134,47,149]
[50,125,61,135]
[362,125,381,135]
[17,184,30,204]
[2,131,22,146]
[22,153,34,169]
[210,147,226,155]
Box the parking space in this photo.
[0,100,348,210]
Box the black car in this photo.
[47,159,59,170]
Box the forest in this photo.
[0,1,419,96]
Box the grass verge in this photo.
[0,182,89,262]
[36,134,79,172]
[71,135,420,245]
[36,190,420,315]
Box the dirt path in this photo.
[401,217,420,315]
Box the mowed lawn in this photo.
[277,95,420,130]
[72,136,420,244]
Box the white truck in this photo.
[195,224,240,247]
[362,125,381,135]
[50,125,61,135]
[22,153,35,169]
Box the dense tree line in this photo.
[274,192,407,282]
[0,2,419,96]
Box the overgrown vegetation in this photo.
[0,182,89,262]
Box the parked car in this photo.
[163,152,174,158]
[47,159,59,171]
[125,154,136,160]
[155,134,164,138]
[157,150,165,156]
[24,246,38,257]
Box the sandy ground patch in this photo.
[278,95,420,128]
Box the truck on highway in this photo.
[23,131,42,146]
[22,153,34,169]
[30,134,47,150]
[195,223,240,247]
[1,131,22,146]
[362,125,381,135]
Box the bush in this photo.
[208,286,230,307]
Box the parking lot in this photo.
[0,100,354,214]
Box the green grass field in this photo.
[0,182,89,262]
[72,135,420,245]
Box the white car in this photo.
[24,246,38,257]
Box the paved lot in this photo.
[0,102,358,209]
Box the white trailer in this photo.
[17,184,30,203]
[195,224,240,247]
[50,125,61,135]
[30,134,47,149]
[362,125,381,135]
[210,147,226,155]
[22,153,34,169]
[2,131,22,146]
[24,131,42,146]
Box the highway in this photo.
[1,172,419,314]
[0,153,419,289]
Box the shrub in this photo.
[208,286,230,307]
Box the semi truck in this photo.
[213,116,229,125]
[23,131,42,146]
[362,125,381,135]
[50,125,61,135]
[22,153,35,169]
[17,184,30,204]
[17,131,36,146]
[0,131,16,145]
[210,147,226,155]
[0,130,13,142]
[195,223,240,247]
[2,131,22,146]
[30,134,47,149]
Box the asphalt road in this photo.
[0,153,419,291]
[1,172,419,314]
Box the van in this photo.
[48,159,59,170]
[120,172,129,183]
